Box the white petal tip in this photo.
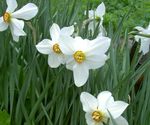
[74,82,85,87]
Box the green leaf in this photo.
[0,110,10,125]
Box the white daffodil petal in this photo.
[86,54,108,69]
[114,116,129,125]
[0,17,8,31]
[66,57,75,70]
[147,23,150,30]
[12,3,38,20]
[59,35,75,55]
[10,24,20,42]
[10,18,26,36]
[85,113,95,125]
[93,36,111,53]
[87,36,111,56]
[48,54,61,68]
[134,26,145,32]
[143,29,150,34]
[107,101,129,119]
[97,91,112,109]
[73,37,89,51]
[60,25,74,36]
[96,2,105,18]
[10,30,19,42]
[98,25,107,36]
[88,10,94,19]
[109,118,118,125]
[134,35,145,42]
[57,54,66,64]
[50,23,61,41]
[73,64,89,87]
[139,39,150,54]
[135,25,150,34]
[80,92,98,112]
[107,96,115,106]
[6,0,18,13]
[36,39,53,54]
[135,35,150,55]
[134,24,150,54]
[12,35,19,42]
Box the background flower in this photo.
[0,0,38,41]
[134,24,150,55]
[85,2,106,36]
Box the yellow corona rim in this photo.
[73,51,86,64]
[92,110,105,122]
[53,43,62,54]
[3,12,11,23]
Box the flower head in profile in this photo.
[87,2,105,21]
[85,2,106,36]
[0,0,38,42]
[134,24,150,55]
[59,35,110,87]
[36,23,74,68]
[80,91,129,125]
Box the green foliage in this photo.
[0,110,10,125]
[0,0,150,125]
[85,0,150,31]
[104,0,150,30]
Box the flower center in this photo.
[3,12,11,23]
[53,43,62,54]
[92,110,104,122]
[73,51,86,64]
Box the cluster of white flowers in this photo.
[0,1,129,125]
[35,2,129,124]
[36,23,111,87]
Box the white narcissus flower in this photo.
[36,23,74,68]
[88,2,105,22]
[0,0,38,42]
[80,91,129,125]
[134,24,150,55]
[59,35,110,87]
[85,2,106,36]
